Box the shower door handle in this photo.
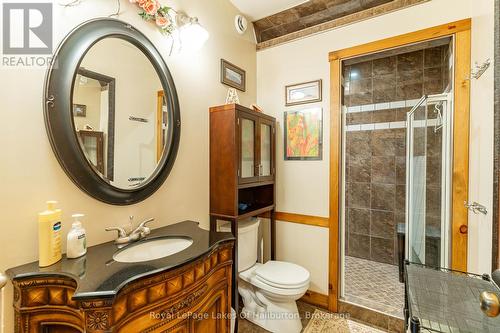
[464,201,488,215]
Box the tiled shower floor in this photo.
[344,256,405,318]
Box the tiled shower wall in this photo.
[344,45,451,265]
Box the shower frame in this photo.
[327,19,471,312]
[405,93,453,268]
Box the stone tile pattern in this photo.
[256,0,430,50]
[303,309,386,333]
[253,0,394,43]
[344,256,404,318]
[344,45,451,266]
[239,300,391,333]
[339,300,404,332]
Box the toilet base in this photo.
[238,279,303,333]
[241,305,302,333]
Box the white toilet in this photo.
[223,218,310,333]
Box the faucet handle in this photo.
[136,218,154,237]
[105,226,127,238]
[137,218,154,229]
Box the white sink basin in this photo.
[113,237,193,263]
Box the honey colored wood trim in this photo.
[329,19,471,61]
[156,90,164,162]
[275,212,329,228]
[451,29,471,272]
[328,58,341,313]
[300,289,329,309]
[328,20,472,312]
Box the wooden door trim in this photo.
[451,28,471,272]
[328,19,471,312]
[329,57,342,312]
[329,19,471,61]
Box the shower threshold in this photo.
[344,256,405,318]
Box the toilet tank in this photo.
[220,218,260,272]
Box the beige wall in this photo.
[257,0,495,294]
[0,0,255,331]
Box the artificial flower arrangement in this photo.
[129,0,176,35]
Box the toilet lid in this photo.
[255,261,310,288]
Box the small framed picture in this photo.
[73,104,87,117]
[285,79,322,106]
[221,59,246,92]
[284,107,323,160]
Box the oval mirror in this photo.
[73,38,167,189]
[44,19,180,204]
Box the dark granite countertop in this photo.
[6,221,234,300]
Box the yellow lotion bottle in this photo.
[38,201,62,267]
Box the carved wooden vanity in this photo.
[8,222,234,333]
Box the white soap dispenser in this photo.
[67,214,87,259]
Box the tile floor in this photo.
[238,301,390,333]
[344,256,405,318]
[239,301,317,333]
[303,309,387,333]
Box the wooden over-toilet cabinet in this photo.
[209,104,277,328]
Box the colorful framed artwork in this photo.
[284,107,323,160]
[285,79,322,106]
[221,59,246,92]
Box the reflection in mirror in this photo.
[72,38,168,189]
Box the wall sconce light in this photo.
[175,12,209,53]
[59,1,209,55]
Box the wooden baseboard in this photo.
[300,290,329,309]
[275,212,330,228]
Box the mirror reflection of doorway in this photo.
[73,69,115,181]
[156,90,168,162]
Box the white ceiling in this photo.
[229,0,310,21]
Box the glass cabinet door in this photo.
[78,130,104,174]
[82,135,98,166]
[238,112,275,184]
[260,121,273,178]
[240,116,256,181]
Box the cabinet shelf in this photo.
[238,180,275,189]
[238,204,275,219]
[210,204,275,221]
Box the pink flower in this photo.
[141,0,159,15]
[156,16,170,27]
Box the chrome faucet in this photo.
[106,216,154,245]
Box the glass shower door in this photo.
[406,94,452,268]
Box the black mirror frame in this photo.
[44,18,181,205]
